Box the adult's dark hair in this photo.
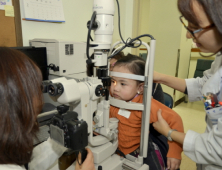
[86,51,125,77]
[178,0,222,36]
[110,51,125,61]
[0,47,43,165]
[114,54,145,83]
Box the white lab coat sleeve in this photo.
[185,53,222,102]
[185,68,213,102]
[29,137,67,170]
[183,117,222,166]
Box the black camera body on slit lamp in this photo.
[49,105,88,162]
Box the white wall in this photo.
[20,0,91,45]
[138,0,192,101]
[146,0,186,98]
[138,0,150,44]
[175,21,192,101]
[20,0,133,46]
[112,0,135,55]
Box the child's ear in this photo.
[138,82,144,94]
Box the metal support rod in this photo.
[139,39,156,157]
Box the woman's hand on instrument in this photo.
[75,148,95,170]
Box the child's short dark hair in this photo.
[113,54,145,83]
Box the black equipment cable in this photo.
[86,11,97,61]
[108,0,155,59]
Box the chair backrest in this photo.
[163,92,173,109]
[194,59,213,78]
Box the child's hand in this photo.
[167,157,181,170]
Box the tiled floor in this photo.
[173,101,206,170]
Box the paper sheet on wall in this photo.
[4,5,14,17]
[22,0,65,22]
[0,0,12,10]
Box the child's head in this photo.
[110,54,145,101]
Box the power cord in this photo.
[86,11,97,64]
[108,0,155,59]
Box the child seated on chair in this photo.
[109,54,184,170]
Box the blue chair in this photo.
[139,53,147,61]
[163,92,173,109]
[194,59,213,78]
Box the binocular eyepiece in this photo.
[42,81,64,97]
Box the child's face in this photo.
[110,66,143,101]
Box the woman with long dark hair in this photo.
[0,47,95,170]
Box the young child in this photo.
[110,54,184,170]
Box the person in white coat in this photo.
[152,0,222,170]
[0,47,95,170]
